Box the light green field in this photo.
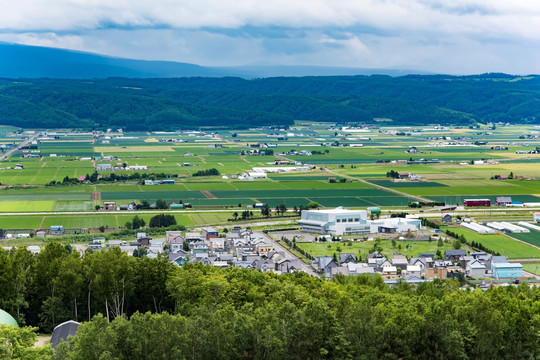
[190,212,232,225]
[0,200,54,212]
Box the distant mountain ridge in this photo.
[0,74,539,130]
[0,43,426,78]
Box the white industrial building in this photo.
[299,207,422,235]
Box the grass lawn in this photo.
[297,239,457,260]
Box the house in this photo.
[492,262,523,279]
[88,242,103,251]
[441,213,452,223]
[119,202,137,211]
[486,255,508,271]
[534,212,540,223]
[339,253,356,265]
[50,225,64,236]
[382,266,398,281]
[277,258,302,274]
[347,263,375,275]
[185,232,203,242]
[202,227,219,240]
[496,196,512,206]
[169,251,188,267]
[445,249,467,261]
[391,254,408,270]
[466,260,487,278]
[256,242,273,257]
[405,265,422,278]
[103,201,116,211]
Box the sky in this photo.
[0,0,539,74]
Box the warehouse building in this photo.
[299,207,422,235]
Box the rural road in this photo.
[0,132,41,161]
[263,232,319,277]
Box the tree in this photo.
[261,204,271,218]
[149,214,176,228]
[453,239,462,249]
[95,204,101,211]
[155,199,168,209]
[233,212,238,221]
[306,201,320,209]
[133,247,147,258]
[132,216,145,230]
[0,325,53,359]
[140,199,151,209]
[98,225,106,233]
[437,238,444,247]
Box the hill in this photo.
[0,74,538,130]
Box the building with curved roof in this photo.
[0,309,18,327]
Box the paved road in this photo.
[0,132,41,161]
[263,232,319,277]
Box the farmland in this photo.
[0,124,539,234]
[440,226,540,259]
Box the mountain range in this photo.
[0,43,424,79]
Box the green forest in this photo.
[1,243,540,359]
[0,74,539,130]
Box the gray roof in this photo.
[51,320,80,349]
[445,249,467,257]
[491,256,508,263]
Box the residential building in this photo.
[492,263,523,279]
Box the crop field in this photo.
[509,229,540,249]
[0,200,54,212]
[0,125,539,232]
[440,226,540,259]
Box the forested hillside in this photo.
[1,244,540,359]
[0,74,539,130]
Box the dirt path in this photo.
[33,336,50,348]
[201,190,217,199]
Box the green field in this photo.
[509,230,540,249]
[441,226,540,259]
[0,125,540,231]
[296,239,457,259]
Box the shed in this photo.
[0,309,18,327]
[50,320,80,349]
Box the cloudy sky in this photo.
[0,0,539,74]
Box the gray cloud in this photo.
[0,1,539,74]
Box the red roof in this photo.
[78,176,86,181]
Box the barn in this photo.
[464,199,491,207]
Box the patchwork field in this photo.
[0,124,539,232]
